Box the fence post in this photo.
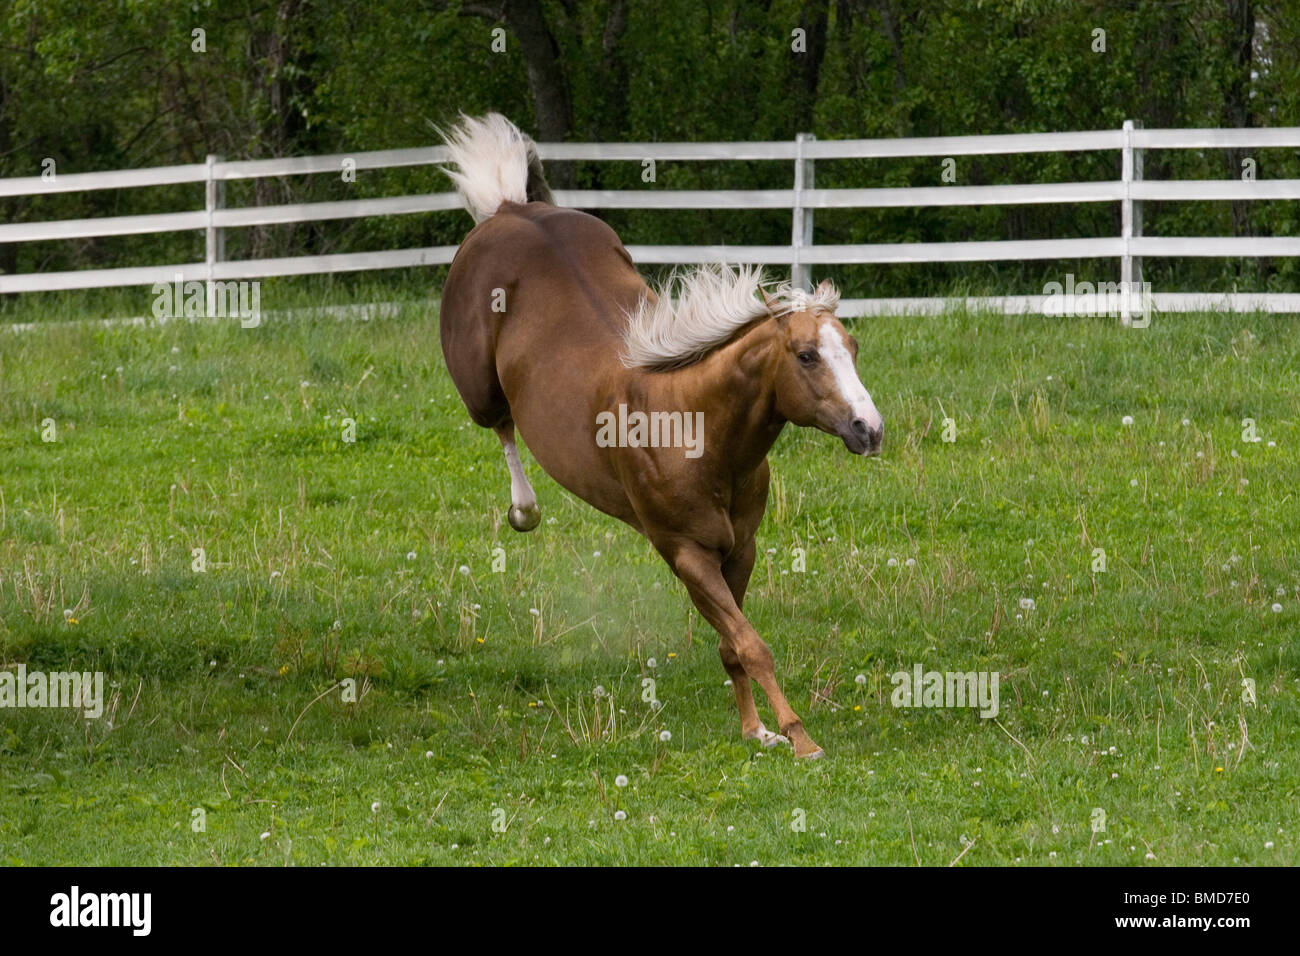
[791,132,815,290]
[1120,120,1144,324]
[205,154,225,316]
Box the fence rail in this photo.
[2,122,1299,317]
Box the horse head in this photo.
[762,280,884,456]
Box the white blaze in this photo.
[818,322,882,434]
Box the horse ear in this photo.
[760,288,779,313]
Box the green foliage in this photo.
[1,1,1296,296]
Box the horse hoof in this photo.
[783,723,825,759]
[744,726,790,748]
[508,504,541,532]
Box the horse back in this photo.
[443,202,646,346]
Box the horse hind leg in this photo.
[439,308,539,532]
[496,423,541,532]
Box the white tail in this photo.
[437,112,541,223]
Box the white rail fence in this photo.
[2,122,1300,318]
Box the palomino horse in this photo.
[438,114,883,758]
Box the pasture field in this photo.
[1,292,1297,866]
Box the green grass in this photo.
[1,297,1298,866]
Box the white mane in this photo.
[620,264,841,370]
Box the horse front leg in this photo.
[663,538,824,759]
[721,540,787,749]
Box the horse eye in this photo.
[797,350,817,366]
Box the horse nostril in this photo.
[852,419,882,445]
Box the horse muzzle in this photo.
[841,417,883,456]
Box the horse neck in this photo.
[676,319,786,471]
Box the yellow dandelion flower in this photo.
[667,652,677,659]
